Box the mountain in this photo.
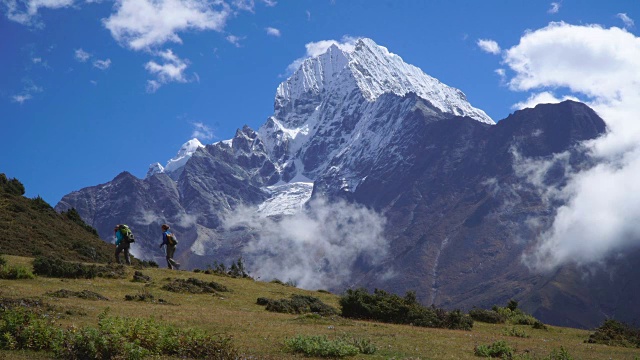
[55,38,640,328]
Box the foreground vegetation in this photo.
[0,255,639,359]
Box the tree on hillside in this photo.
[0,174,25,196]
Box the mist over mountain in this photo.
[56,38,640,329]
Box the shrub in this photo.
[587,319,640,348]
[162,277,229,294]
[32,256,97,279]
[0,174,25,196]
[207,258,252,279]
[546,346,573,360]
[469,307,507,324]
[0,255,6,267]
[474,340,514,358]
[284,335,359,357]
[502,326,530,338]
[258,295,339,317]
[340,288,473,330]
[32,257,126,279]
[60,208,98,236]
[0,264,35,279]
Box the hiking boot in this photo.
[175,263,181,270]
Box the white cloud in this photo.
[286,36,357,74]
[144,49,189,92]
[265,26,280,37]
[93,58,111,70]
[223,197,389,290]
[3,0,74,26]
[232,0,253,12]
[74,48,90,62]
[617,13,634,29]
[11,94,32,104]
[191,122,214,141]
[32,57,42,63]
[11,81,43,103]
[262,0,276,6]
[225,34,244,47]
[306,10,310,21]
[547,2,560,14]
[477,39,501,55]
[494,68,506,83]
[511,91,579,110]
[499,22,640,271]
[103,0,231,51]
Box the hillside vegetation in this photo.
[0,174,115,262]
[1,174,639,359]
[0,255,639,359]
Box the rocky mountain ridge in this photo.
[55,38,640,328]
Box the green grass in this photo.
[0,255,639,359]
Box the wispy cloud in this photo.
[477,39,501,54]
[226,34,244,47]
[499,22,640,272]
[191,122,214,141]
[223,197,389,290]
[74,48,90,62]
[232,0,254,13]
[265,26,280,37]
[93,58,111,70]
[617,13,634,29]
[547,2,561,14]
[11,94,32,104]
[144,49,189,92]
[262,0,276,7]
[103,0,231,51]
[306,10,311,21]
[11,81,43,104]
[3,0,74,26]
[286,36,357,74]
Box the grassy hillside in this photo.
[0,174,115,262]
[0,255,639,360]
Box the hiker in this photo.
[160,224,180,270]
[114,224,131,265]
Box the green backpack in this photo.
[119,224,135,243]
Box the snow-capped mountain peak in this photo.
[146,138,205,177]
[275,37,494,125]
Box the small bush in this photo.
[0,264,35,279]
[0,255,7,267]
[502,326,530,338]
[257,295,338,316]
[587,319,640,348]
[132,271,151,283]
[258,295,339,317]
[32,257,126,279]
[284,335,359,357]
[207,258,252,279]
[45,289,109,301]
[162,277,229,294]
[532,320,548,330]
[340,288,473,330]
[546,346,573,360]
[474,340,514,358]
[469,307,507,324]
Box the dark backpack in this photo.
[166,232,178,246]
[119,224,135,243]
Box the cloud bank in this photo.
[500,22,640,271]
[223,197,389,290]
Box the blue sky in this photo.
[1,0,637,206]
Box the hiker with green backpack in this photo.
[114,224,134,265]
[160,224,180,270]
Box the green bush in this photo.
[162,277,229,294]
[0,264,35,279]
[0,255,6,267]
[587,319,640,348]
[340,288,473,330]
[0,174,25,196]
[474,340,514,358]
[546,346,573,360]
[469,307,507,324]
[32,256,98,279]
[284,335,367,357]
[502,326,530,338]
[257,294,339,317]
[0,307,238,359]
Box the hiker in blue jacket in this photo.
[160,224,180,270]
[114,224,131,265]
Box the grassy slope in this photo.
[0,191,115,263]
[1,255,639,360]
